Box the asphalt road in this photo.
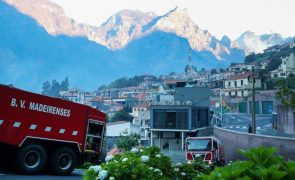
[216,112,295,138]
[0,169,84,180]
[222,113,272,133]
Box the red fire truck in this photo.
[185,136,225,167]
[0,84,106,175]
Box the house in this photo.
[106,121,141,150]
[99,88,119,99]
[271,53,295,78]
[149,87,212,151]
[223,72,262,98]
[208,71,235,89]
[159,80,185,94]
[229,63,253,73]
[263,45,281,53]
[59,89,95,104]
[131,101,150,146]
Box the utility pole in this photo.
[251,66,256,134]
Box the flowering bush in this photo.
[172,157,211,180]
[83,146,210,180]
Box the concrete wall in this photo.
[214,127,295,163]
[277,105,295,135]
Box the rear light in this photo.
[205,152,212,161]
[186,152,193,160]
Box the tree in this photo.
[41,81,51,95]
[41,78,69,97]
[244,52,256,63]
[211,69,217,75]
[116,131,140,151]
[200,67,206,72]
[275,86,295,110]
[60,77,69,91]
[111,109,134,122]
[169,72,176,76]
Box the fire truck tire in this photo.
[15,144,47,174]
[49,147,77,175]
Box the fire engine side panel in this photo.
[0,85,90,151]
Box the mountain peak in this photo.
[5,0,86,36]
[236,31,285,54]
[240,31,255,37]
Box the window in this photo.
[241,80,243,85]
[234,81,237,87]
[228,82,231,87]
[186,139,212,151]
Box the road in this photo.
[0,169,84,180]
[215,112,295,138]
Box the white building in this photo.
[271,53,295,78]
[131,102,150,146]
[223,72,262,97]
[106,121,141,149]
[59,89,95,105]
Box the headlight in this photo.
[187,160,192,164]
[208,161,214,166]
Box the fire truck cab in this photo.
[185,136,225,167]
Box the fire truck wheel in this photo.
[15,144,47,174]
[49,147,77,175]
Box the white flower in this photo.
[99,170,108,180]
[149,167,153,170]
[122,158,128,162]
[181,172,186,176]
[89,165,101,172]
[131,147,139,153]
[141,155,149,163]
[114,160,118,163]
[176,162,182,167]
[109,177,115,180]
[156,154,161,158]
[159,172,163,176]
[174,168,179,172]
[139,149,143,152]
[105,155,114,162]
[154,168,161,172]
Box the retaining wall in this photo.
[214,126,295,163]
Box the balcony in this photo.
[150,100,193,106]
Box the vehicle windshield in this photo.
[186,139,212,151]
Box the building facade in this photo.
[223,72,262,98]
[149,87,211,151]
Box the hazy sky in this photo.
[50,0,295,40]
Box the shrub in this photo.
[83,146,210,180]
[199,146,295,180]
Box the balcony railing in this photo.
[150,100,193,106]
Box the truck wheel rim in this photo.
[24,151,41,168]
[58,153,72,170]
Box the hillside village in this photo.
[54,41,295,151]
